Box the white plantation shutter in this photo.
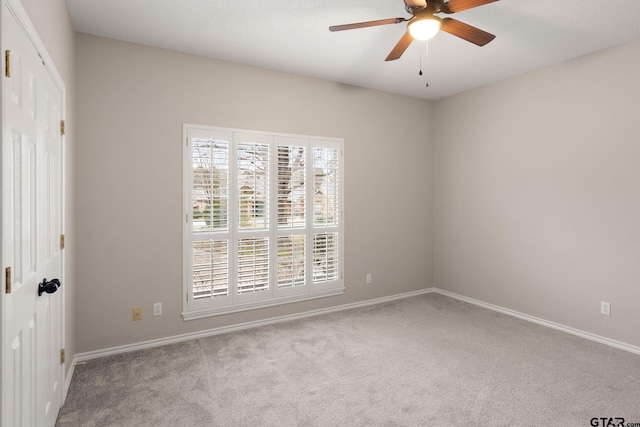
[235,133,271,304]
[276,140,308,295]
[184,125,343,319]
[309,141,341,292]
[191,136,230,300]
[186,129,233,311]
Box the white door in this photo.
[2,2,65,426]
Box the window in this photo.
[183,125,344,319]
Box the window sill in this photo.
[182,287,345,321]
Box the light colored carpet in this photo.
[56,294,640,426]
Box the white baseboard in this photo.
[74,288,434,363]
[432,288,640,355]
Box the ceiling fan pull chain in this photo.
[425,41,430,88]
[419,40,423,75]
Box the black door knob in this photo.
[38,278,61,296]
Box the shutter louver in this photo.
[278,145,305,229]
[313,232,339,283]
[237,141,269,230]
[312,148,339,226]
[192,138,228,232]
[193,240,229,298]
[237,237,269,293]
[277,235,305,288]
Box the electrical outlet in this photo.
[132,307,142,321]
[600,301,611,316]
[366,274,372,284]
[153,302,162,316]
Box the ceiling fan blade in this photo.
[329,17,407,32]
[441,18,496,46]
[385,32,414,61]
[404,0,427,7]
[442,0,499,14]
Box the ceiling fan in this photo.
[329,0,498,61]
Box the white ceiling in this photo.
[66,0,640,100]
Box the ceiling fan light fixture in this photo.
[408,17,441,41]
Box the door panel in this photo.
[3,3,64,426]
[39,58,63,427]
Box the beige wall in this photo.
[20,0,76,374]
[434,39,640,347]
[75,33,434,353]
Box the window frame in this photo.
[182,124,344,320]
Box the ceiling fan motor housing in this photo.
[405,0,446,15]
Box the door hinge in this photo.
[60,120,65,135]
[5,267,11,294]
[60,234,65,250]
[5,50,10,77]
[60,349,65,364]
